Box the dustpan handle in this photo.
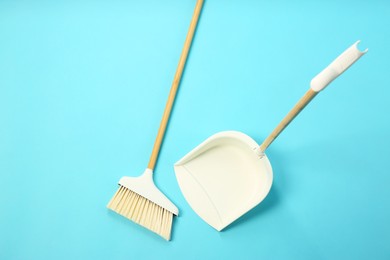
[258,41,367,155]
[148,0,204,170]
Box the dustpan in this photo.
[174,41,367,231]
[175,131,273,230]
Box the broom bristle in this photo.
[107,185,173,240]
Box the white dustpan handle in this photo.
[310,40,368,92]
[258,41,367,155]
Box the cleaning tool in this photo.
[174,41,367,231]
[107,0,204,240]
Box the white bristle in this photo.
[107,185,174,240]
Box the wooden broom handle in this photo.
[147,0,204,170]
[259,88,318,153]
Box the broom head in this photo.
[107,169,179,240]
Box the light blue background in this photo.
[1,0,389,259]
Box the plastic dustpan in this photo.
[174,41,367,231]
[174,131,273,230]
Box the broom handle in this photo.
[258,41,367,154]
[148,0,204,170]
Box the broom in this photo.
[107,0,204,241]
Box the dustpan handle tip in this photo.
[310,40,368,92]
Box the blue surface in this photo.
[1,0,390,259]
